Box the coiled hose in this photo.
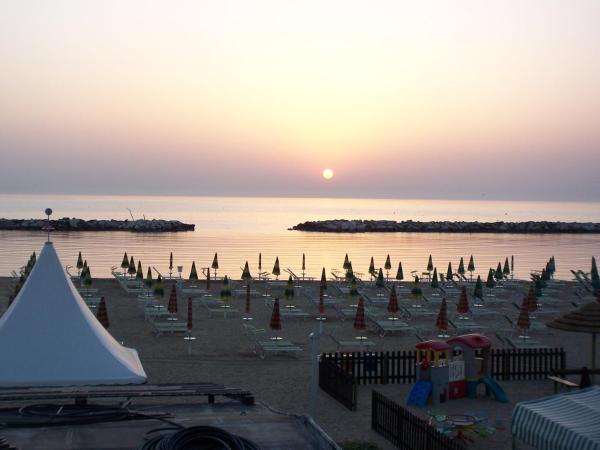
[139,425,261,450]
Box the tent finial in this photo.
[43,208,54,242]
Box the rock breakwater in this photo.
[292,219,600,233]
[0,218,195,232]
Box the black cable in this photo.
[138,425,261,450]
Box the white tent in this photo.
[0,242,147,387]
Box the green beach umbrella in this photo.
[503,257,510,277]
[376,268,385,288]
[591,257,599,291]
[486,268,496,289]
[427,255,434,272]
[368,257,376,279]
[411,275,422,307]
[345,261,354,282]
[396,262,404,281]
[495,262,503,281]
[120,252,129,273]
[458,257,465,277]
[320,267,327,290]
[385,254,392,280]
[467,255,475,280]
[153,274,164,299]
[31,252,36,264]
[212,253,219,279]
[446,262,453,282]
[431,268,439,289]
[343,254,350,270]
[145,267,154,290]
[549,256,556,277]
[189,261,198,281]
[76,252,84,275]
[220,275,231,302]
[128,256,136,278]
[136,261,143,282]
[350,277,359,301]
[80,261,89,280]
[284,275,295,302]
[272,257,281,280]
[242,261,252,282]
[83,267,92,289]
[473,275,483,299]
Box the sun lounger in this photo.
[369,318,415,337]
[153,320,188,335]
[242,324,302,358]
[448,318,488,333]
[203,301,238,318]
[279,308,309,320]
[327,326,376,350]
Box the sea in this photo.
[1,194,599,281]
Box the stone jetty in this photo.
[292,219,600,233]
[0,218,195,232]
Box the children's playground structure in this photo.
[408,333,508,406]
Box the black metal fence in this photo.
[318,356,357,411]
[491,347,565,380]
[372,390,466,450]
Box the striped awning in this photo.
[512,386,600,450]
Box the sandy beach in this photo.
[1,275,597,449]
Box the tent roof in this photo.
[547,295,600,334]
[0,242,147,387]
[512,386,600,450]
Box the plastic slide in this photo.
[481,377,508,403]
[407,381,432,406]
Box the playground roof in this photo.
[512,386,600,450]
[447,333,491,350]
[415,340,449,351]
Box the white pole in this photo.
[308,332,320,419]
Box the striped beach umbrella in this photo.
[320,267,327,290]
[245,283,251,315]
[467,255,475,280]
[272,257,281,280]
[120,252,129,276]
[343,253,350,270]
[270,298,281,331]
[457,257,466,278]
[241,261,252,283]
[128,256,136,279]
[354,297,366,332]
[189,261,198,282]
[168,284,178,314]
[77,251,84,275]
[525,285,538,314]
[457,286,470,317]
[187,297,193,331]
[387,286,399,315]
[396,262,404,282]
[436,298,449,337]
[96,297,109,329]
[212,253,219,272]
[153,275,164,300]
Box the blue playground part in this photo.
[407,381,432,406]
[481,377,508,403]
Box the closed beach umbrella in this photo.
[169,252,174,278]
[168,284,178,314]
[369,257,376,279]
[376,268,385,288]
[302,253,306,277]
[503,257,510,277]
[76,252,84,275]
[354,297,366,332]
[284,275,295,303]
[136,261,143,282]
[270,298,282,331]
[187,297,193,331]
[80,261,88,281]
[486,268,496,289]
[436,298,449,337]
[272,257,281,280]
[345,261,354,282]
[458,257,465,277]
[96,297,109,329]
[396,262,404,282]
[206,267,211,290]
[245,283,251,315]
[548,291,600,378]
[241,261,252,282]
[411,275,422,307]
[467,255,475,280]
[145,267,154,291]
[189,261,198,282]
[446,262,453,282]
[511,255,515,277]
[258,252,262,275]
[384,254,392,280]
[120,252,129,276]
[220,275,231,302]
[387,286,399,315]
[128,256,136,278]
[473,275,483,300]
[350,277,359,302]
[153,275,164,300]
[343,254,350,270]
[457,286,470,317]
[495,262,503,281]
[517,298,531,337]
[320,267,327,290]
[427,255,434,273]
[211,253,219,280]
[431,268,439,289]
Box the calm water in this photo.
[1,194,599,280]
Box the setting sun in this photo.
[322,169,334,180]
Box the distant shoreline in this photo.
[0,218,194,233]
[291,219,600,233]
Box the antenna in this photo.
[43,208,54,242]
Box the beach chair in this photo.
[153,320,188,336]
[203,300,238,318]
[242,324,302,358]
[368,317,416,337]
[327,325,376,351]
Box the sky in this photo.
[1,1,599,201]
